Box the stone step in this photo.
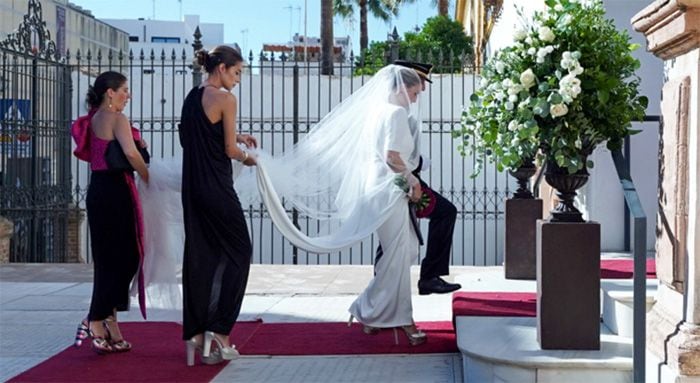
[600,279,658,338]
[455,316,632,383]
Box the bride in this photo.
[138,64,427,345]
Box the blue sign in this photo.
[0,99,32,158]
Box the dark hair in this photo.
[196,45,243,73]
[393,67,421,91]
[86,71,127,109]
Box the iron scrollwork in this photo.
[0,0,59,60]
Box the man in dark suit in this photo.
[374,60,461,295]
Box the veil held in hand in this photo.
[136,64,423,308]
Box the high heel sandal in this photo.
[203,331,239,360]
[393,324,427,346]
[86,322,113,354]
[348,315,380,335]
[103,317,131,352]
[74,318,90,347]
[185,337,224,366]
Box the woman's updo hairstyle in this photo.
[196,45,243,74]
[86,71,127,109]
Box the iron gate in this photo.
[0,0,73,262]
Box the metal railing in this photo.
[611,146,648,383]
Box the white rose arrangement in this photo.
[456,0,647,175]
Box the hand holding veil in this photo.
[135,65,423,309]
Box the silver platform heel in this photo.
[203,331,240,360]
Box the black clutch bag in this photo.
[104,140,150,171]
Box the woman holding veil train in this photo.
[179,45,257,366]
[139,64,427,352]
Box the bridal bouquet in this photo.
[393,175,434,217]
[457,0,647,175]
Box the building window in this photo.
[129,36,139,42]
[151,36,181,43]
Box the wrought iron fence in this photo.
[2,13,513,264]
[0,0,72,262]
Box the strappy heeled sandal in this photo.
[73,318,91,347]
[103,317,132,352]
[347,315,380,335]
[203,331,239,360]
[91,335,113,354]
[393,323,427,346]
[186,337,224,366]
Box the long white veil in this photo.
[136,64,423,309]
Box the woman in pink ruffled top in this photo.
[70,71,149,355]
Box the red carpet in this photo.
[9,320,456,382]
[452,292,537,318]
[600,258,656,279]
[239,321,456,356]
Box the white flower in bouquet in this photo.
[508,120,519,132]
[495,61,506,74]
[550,103,569,117]
[536,46,555,63]
[538,26,555,42]
[507,83,523,96]
[520,68,536,89]
[513,28,528,42]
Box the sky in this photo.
[70,0,444,56]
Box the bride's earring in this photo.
[109,97,113,110]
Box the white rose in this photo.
[538,26,555,42]
[520,68,536,89]
[507,84,523,95]
[509,94,519,103]
[514,29,527,42]
[550,103,569,117]
[528,47,537,56]
[506,101,515,110]
[495,61,506,74]
[554,4,564,11]
[479,78,489,88]
[508,120,519,131]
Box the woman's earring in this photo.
[109,98,113,110]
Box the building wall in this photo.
[0,0,128,57]
[101,15,228,60]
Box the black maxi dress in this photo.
[179,86,252,341]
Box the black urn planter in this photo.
[544,159,589,222]
[508,159,537,199]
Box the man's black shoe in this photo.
[418,277,462,295]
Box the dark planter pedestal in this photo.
[504,198,542,280]
[537,220,600,350]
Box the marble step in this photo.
[455,316,632,383]
[600,279,658,338]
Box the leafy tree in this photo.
[356,15,473,74]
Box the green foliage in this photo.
[356,16,473,74]
[455,0,648,176]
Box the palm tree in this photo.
[321,0,334,75]
[433,0,450,16]
[333,0,402,59]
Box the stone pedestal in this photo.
[537,220,600,350]
[504,198,542,280]
[0,216,13,264]
[633,1,700,381]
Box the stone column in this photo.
[632,1,700,381]
[0,216,13,263]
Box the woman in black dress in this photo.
[179,46,257,366]
[71,71,150,354]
